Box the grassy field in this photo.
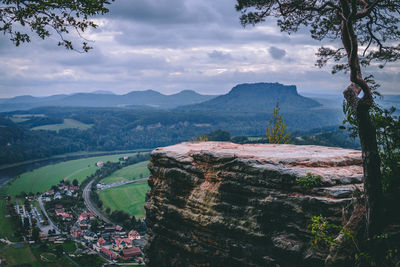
[101,161,150,184]
[9,117,29,123]
[31,118,93,132]
[7,153,139,196]
[98,182,149,219]
[0,184,17,241]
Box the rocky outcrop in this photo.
[145,142,363,267]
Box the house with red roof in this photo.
[45,189,54,196]
[70,227,82,239]
[97,237,106,247]
[55,208,65,215]
[112,238,133,251]
[128,230,141,240]
[115,225,123,231]
[79,212,94,222]
[100,247,118,260]
[122,247,142,259]
[69,185,79,192]
[61,212,73,221]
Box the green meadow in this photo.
[101,161,150,184]
[7,153,139,196]
[98,182,149,219]
[31,118,93,132]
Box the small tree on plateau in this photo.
[236,0,400,238]
[266,102,290,144]
[0,0,113,52]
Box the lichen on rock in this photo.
[145,142,363,267]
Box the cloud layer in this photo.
[0,0,399,98]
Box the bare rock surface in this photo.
[145,142,363,267]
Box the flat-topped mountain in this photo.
[0,90,216,112]
[175,82,322,113]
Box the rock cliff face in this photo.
[145,142,363,267]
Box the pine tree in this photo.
[266,103,290,144]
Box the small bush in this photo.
[297,173,322,190]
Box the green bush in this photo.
[297,173,322,190]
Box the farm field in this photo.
[7,153,139,196]
[31,118,93,132]
[0,184,17,241]
[98,181,149,219]
[101,161,150,184]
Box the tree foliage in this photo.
[266,103,290,144]
[236,0,400,238]
[0,0,113,51]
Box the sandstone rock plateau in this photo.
[145,142,363,267]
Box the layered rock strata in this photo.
[145,142,363,267]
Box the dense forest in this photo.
[0,105,352,165]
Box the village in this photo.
[12,177,146,265]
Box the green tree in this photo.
[72,179,79,186]
[0,0,113,51]
[236,0,400,238]
[266,103,290,144]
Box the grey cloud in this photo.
[269,46,286,60]
[208,50,232,61]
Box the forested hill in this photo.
[175,83,322,113]
[0,90,216,112]
[0,82,347,165]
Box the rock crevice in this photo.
[145,142,363,267]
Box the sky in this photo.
[1,0,399,98]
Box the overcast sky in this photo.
[1,0,399,98]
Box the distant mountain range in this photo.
[176,83,322,113]
[0,90,216,112]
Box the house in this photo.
[115,225,123,231]
[79,219,89,229]
[83,231,97,242]
[54,192,62,200]
[55,208,65,215]
[55,204,63,209]
[79,212,94,222]
[104,225,115,232]
[100,247,118,260]
[128,230,141,240]
[122,247,142,259]
[69,185,79,192]
[97,237,106,247]
[61,212,73,221]
[96,161,104,167]
[45,189,54,196]
[65,190,72,197]
[112,238,133,251]
[70,227,83,239]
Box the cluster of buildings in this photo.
[14,201,44,228]
[55,204,73,221]
[70,216,143,261]
[43,183,80,202]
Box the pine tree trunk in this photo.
[356,101,383,238]
[340,0,384,238]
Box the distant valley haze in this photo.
[1,0,399,98]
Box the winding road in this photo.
[82,178,148,225]
[82,180,113,224]
[38,196,61,234]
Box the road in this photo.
[83,178,148,225]
[38,196,61,234]
[83,181,113,224]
